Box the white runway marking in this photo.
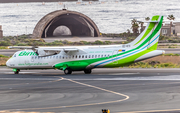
[2,72,39,74]
[1,74,180,81]
[104,73,139,75]
[94,75,180,80]
[0,78,58,81]
[7,77,130,111]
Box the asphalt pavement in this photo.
[1,68,180,113]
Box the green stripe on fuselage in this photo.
[54,16,163,70]
[103,42,158,68]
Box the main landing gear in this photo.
[84,69,92,74]
[63,68,92,75]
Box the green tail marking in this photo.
[134,15,160,46]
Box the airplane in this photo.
[6,15,165,75]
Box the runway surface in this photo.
[1,68,180,113]
[0,48,180,56]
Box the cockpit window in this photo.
[14,54,16,57]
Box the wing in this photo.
[9,46,87,56]
[36,48,80,56]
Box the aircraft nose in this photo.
[6,59,11,67]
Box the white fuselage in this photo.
[6,45,130,69]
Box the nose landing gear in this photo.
[64,68,72,75]
[13,69,20,74]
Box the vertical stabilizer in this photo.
[129,15,163,50]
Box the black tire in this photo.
[84,69,92,74]
[64,68,72,75]
[14,71,19,74]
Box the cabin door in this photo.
[31,56,34,62]
[112,50,118,64]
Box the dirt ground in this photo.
[143,56,180,64]
[0,57,9,66]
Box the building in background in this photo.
[0,25,3,38]
[161,22,180,37]
[174,22,180,37]
[33,9,100,39]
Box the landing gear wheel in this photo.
[14,69,20,74]
[84,69,92,74]
[14,71,19,74]
[64,68,72,75]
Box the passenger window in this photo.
[59,56,61,59]
[82,55,84,58]
[95,55,97,58]
[101,55,103,58]
[85,55,87,58]
[92,55,94,58]
[105,55,106,57]
[72,55,74,59]
[53,56,55,59]
[76,55,77,58]
[89,55,91,58]
[56,56,58,59]
[62,56,64,59]
[79,55,81,58]
[98,55,100,58]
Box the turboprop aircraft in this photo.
[6,15,165,75]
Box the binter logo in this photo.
[19,51,37,56]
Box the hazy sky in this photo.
[0,0,75,3]
[0,0,98,3]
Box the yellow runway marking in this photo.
[8,77,129,111]
[118,108,180,113]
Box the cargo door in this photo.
[112,50,118,64]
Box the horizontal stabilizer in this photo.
[137,20,160,23]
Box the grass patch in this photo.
[0,55,10,66]
[0,34,126,47]
[0,54,10,58]
[0,46,9,49]
[162,53,180,56]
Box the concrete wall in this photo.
[161,27,171,36]
[175,23,180,36]
[0,25,3,38]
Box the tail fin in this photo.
[129,15,163,50]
